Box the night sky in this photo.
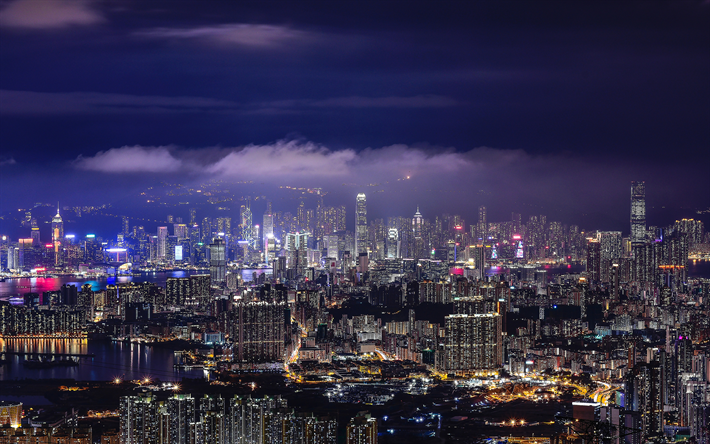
[1,0,709,233]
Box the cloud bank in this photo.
[0,0,103,29]
[74,146,182,173]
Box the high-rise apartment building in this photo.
[228,301,287,364]
[346,412,378,444]
[120,393,162,444]
[166,394,195,444]
[625,361,664,440]
[441,313,502,373]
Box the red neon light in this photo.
[512,235,521,240]
[45,244,54,248]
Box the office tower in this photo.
[165,235,178,262]
[119,393,162,444]
[209,237,227,284]
[157,226,168,259]
[625,361,664,439]
[346,412,378,444]
[386,228,399,259]
[355,193,367,255]
[412,206,423,239]
[240,200,253,242]
[285,231,309,275]
[473,244,486,275]
[52,204,64,243]
[167,394,195,444]
[121,216,130,235]
[173,223,187,240]
[228,301,287,363]
[336,205,347,231]
[631,181,646,246]
[586,239,601,283]
[477,205,487,240]
[201,217,213,243]
[52,204,64,265]
[263,201,274,239]
[441,313,502,373]
[30,227,40,246]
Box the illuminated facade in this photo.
[228,301,287,363]
[209,237,226,284]
[355,193,367,255]
[346,412,378,444]
[157,226,168,259]
[631,181,646,246]
[52,205,64,266]
[0,401,21,427]
[441,313,502,373]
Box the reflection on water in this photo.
[0,339,203,382]
[1,337,88,355]
[1,269,272,299]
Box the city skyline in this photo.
[1,1,709,443]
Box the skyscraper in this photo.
[263,201,274,239]
[477,205,487,240]
[209,237,226,284]
[625,361,664,439]
[631,181,646,246]
[240,200,253,243]
[586,239,601,283]
[52,204,64,266]
[355,193,367,255]
[157,226,168,259]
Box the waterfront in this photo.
[0,338,204,382]
[0,268,272,299]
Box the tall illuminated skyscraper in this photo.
[240,200,253,243]
[355,193,367,255]
[209,237,226,284]
[631,181,646,246]
[263,201,274,239]
[157,226,168,259]
[51,204,65,265]
[477,205,487,240]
